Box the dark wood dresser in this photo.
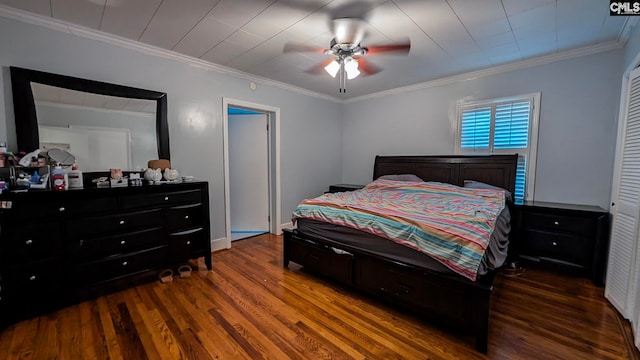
[514,201,609,286]
[0,181,211,325]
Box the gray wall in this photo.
[342,50,623,209]
[0,16,343,239]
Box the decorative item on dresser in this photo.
[284,154,518,353]
[513,201,610,286]
[0,181,211,326]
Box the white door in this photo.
[606,66,640,326]
[229,114,269,241]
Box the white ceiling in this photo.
[0,0,632,99]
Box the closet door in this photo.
[606,66,640,322]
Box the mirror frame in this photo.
[9,66,170,162]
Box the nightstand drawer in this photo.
[523,212,593,235]
[522,229,590,266]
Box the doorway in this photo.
[222,98,281,249]
[228,110,269,241]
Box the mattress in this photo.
[296,205,511,277]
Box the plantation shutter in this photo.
[458,98,533,201]
[515,155,527,201]
[460,107,491,151]
[606,66,640,323]
[494,101,530,149]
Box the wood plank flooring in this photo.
[0,233,634,359]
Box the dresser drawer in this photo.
[61,197,119,215]
[68,209,164,238]
[287,236,353,284]
[73,245,168,285]
[5,259,64,292]
[166,204,203,231]
[523,212,594,235]
[3,201,67,220]
[2,222,61,262]
[121,190,202,209]
[521,229,591,266]
[168,227,205,263]
[68,226,165,259]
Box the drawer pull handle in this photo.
[552,242,558,246]
[186,241,191,245]
[29,275,36,281]
[185,215,189,219]
[120,240,126,245]
[119,220,125,225]
[122,261,128,266]
[59,207,65,212]
[553,221,559,225]
[25,239,33,245]
[164,196,169,201]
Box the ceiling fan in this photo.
[284,18,410,93]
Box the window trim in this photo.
[453,92,540,201]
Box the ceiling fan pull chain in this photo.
[339,64,344,93]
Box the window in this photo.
[456,93,540,202]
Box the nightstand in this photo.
[513,201,610,286]
[328,184,365,193]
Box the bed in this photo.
[282,154,518,353]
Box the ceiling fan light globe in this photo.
[344,57,358,72]
[324,60,340,78]
[346,68,360,80]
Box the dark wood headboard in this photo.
[373,154,518,194]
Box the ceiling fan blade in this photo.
[305,58,338,75]
[356,57,381,76]
[365,42,411,55]
[283,43,327,54]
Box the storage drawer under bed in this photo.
[286,235,354,285]
[354,257,471,325]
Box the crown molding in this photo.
[0,5,342,103]
[344,40,623,104]
[618,17,640,46]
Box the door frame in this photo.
[222,98,281,249]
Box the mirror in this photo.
[10,66,170,172]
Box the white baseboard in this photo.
[210,237,228,252]
[281,221,294,230]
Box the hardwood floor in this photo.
[0,233,634,359]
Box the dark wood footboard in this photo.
[283,228,494,353]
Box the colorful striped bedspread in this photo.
[291,179,507,280]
